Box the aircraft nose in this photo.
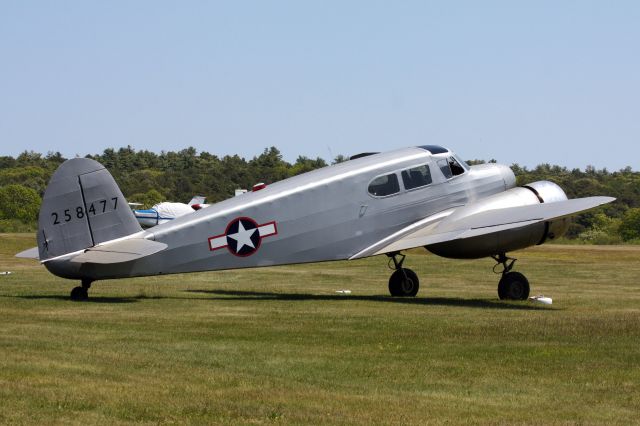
[498,164,516,189]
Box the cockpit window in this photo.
[437,159,452,179]
[437,156,466,179]
[401,164,432,190]
[449,157,465,175]
[368,173,400,197]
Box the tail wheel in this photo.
[498,272,530,300]
[389,268,420,297]
[70,286,88,301]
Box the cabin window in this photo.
[437,157,466,179]
[401,164,432,190]
[368,173,400,197]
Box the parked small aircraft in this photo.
[133,196,209,227]
[17,145,613,301]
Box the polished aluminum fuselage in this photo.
[47,147,513,280]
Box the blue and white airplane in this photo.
[132,196,209,227]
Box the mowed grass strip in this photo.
[0,233,639,424]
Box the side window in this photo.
[437,157,465,179]
[437,159,452,179]
[368,173,400,197]
[401,164,433,190]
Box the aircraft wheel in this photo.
[497,278,508,299]
[70,286,88,301]
[498,272,530,300]
[388,268,419,297]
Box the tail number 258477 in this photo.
[51,197,119,225]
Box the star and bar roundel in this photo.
[208,217,278,257]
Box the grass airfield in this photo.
[1,233,639,425]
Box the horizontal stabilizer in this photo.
[15,247,40,260]
[351,196,615,259]
[69,238,167,264]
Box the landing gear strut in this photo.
[386,252,419,297]
[492,253,530,300]
[70,279,92,301]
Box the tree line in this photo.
[1,147,639,243]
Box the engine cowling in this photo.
[426,181,571,259]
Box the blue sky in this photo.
[1,1,638,170]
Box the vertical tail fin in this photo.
[37,158,142,261]
[188,196,206,206]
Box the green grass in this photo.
[1,233,639,425]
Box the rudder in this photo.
[37,158,142,261]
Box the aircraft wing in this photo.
[68,238,167,264]
[350,196,615,259]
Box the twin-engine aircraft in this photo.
[18,145,614,301]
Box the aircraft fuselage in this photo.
[46,147,513,280]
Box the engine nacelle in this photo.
[426,181,571,259]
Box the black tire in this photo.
[498,272,530,300]
[388,268,420,297]
[497,278,508,300]
[70,286,88,301]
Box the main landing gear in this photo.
[492,253,530,300]
[70,279,92,301]
[386,252,419,297]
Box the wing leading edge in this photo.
[350,196,615,259]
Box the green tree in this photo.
[289,156,327,176]
[250,147,289,184]
[128,189,165,209]
[619,208,640,241]
[577,212,622,244]
[16,151,45,168]
[0,166,49,195]
[332,154,348,164]
[0,184,41,223]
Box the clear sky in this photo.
[1,1,638,170]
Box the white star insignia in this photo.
[227,221,257,251]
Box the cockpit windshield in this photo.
[437,156,467,179]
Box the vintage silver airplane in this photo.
[18,145,614,301]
